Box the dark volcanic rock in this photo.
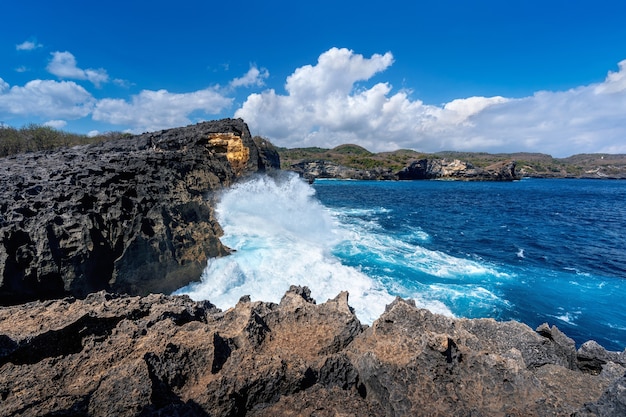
[0,119,279,305]
[0,288,623,416]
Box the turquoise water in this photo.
[177,174,626,351]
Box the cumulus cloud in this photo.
[230,66,269,88]
[594,59,626,94]
[16,40,43,51]
[47,51,109,87]
[236,48,626,156]
[0,78,95,119]
[43,119,67,129]
[93,87,233,132]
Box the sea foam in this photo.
[175,173,396,323]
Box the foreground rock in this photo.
[0,119,280,305]
[291,158,520,182]
[0,287,623,416]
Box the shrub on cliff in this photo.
[0,124,129,157]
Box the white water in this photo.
[175,173,398,323]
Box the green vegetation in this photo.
[278,144,626,178]
[0,124,129,158]
[278,144,427,171]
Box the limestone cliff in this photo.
[290,158,520,182]
[397,158,519,180]
[0,287,623,416]
[0,119,280,305]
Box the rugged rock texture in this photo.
[291,158,520,182]
[0,119,280,305]
[0,287,623,416]
[397,158,519,181]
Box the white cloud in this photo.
[93,87,233,132]
[594,59,626,94]
[230,66,269,88]
[113,78,133,88]
[0,78,95,119]
[47,51,109,87]
[43,119,67,129]
[285,47,393,98]
[236,48,626,156]
[16,40,43,51]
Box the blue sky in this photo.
[1,0,626,156]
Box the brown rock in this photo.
[0,288,623,416]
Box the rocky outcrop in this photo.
[0,119,280,305]
[290,160,395,182]
[397,158,519,181]
[0,287,623,416]
[291,158,519,182]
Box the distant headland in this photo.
[279,144,626,181]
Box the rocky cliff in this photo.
[0,119,280,305]
[397,158,519,181]
[0,287,623,416]
[290,160,396,182]
[290,158,520,182]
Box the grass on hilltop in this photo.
[0,124,130,158]
[277,142,626,178]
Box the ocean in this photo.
[175,173,626,351]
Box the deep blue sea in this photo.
[176,174,626,351]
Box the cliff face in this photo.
[0,287,623,416]
[0,119,280,305]
[397,158,519,180]
[291,158,520,182]
[290,159,396,182]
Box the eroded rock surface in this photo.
[0,288,623,416]
[0,119,279,305]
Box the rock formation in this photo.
[291,158,520,182]
[290,160,396,182]
[0,119,280,305]
[397,158,519,181]
[0,287,623,416]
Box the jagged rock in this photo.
[0,119,280,305]
[574,375,626,417]
[0,288,623,416]
[253,136,281,172]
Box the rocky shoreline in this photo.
[0,287,624,416]
[0,119,279,304]
[1,119,624,416]
[289,158,520,182]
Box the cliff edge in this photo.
[0,287,623,416]
[0,119,280,305]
